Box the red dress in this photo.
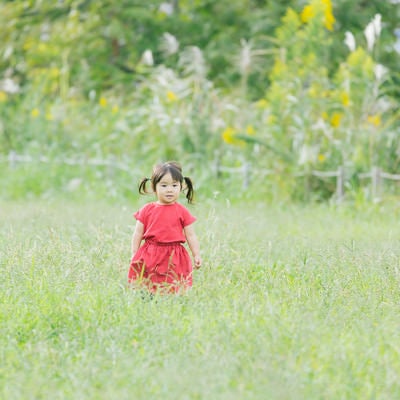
[128,202,196,293]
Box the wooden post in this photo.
[371,166,381,200]
[107,155,116,180]
[304,167,311,202]
[336,166,344,203]
[242,162,250,189]
[8,150,16,168]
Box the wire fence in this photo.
[2,151,400,201]
[215,161,400,202]
[3,150,132,172]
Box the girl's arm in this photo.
[131,221,144,256]
[184,224,202,268]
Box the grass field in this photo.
[1,199,400,399]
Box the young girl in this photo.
[128,161,202,293]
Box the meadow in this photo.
[1,198,400,399]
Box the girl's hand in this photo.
[193,255,202,269]
[184,224,201,269]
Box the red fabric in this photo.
[128,202,196,293]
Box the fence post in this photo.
[8,150,17,168]
[336,166,344,203]
[242,162,250,189]
[107,155,116,180]
[371,166,381,200]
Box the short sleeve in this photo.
[133,204,150,224]
[180,204,196,227]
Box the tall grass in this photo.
[1,199,400,399]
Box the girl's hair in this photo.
[138,161,195,203]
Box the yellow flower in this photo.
[330,112,342,128]
[270,59,288,80]
[322,0,335,31]
[0,91,7,102]
[367,115,381,127]
[99,97,107,107]
[324,10,335,31]
[23,39,34,51]
[321,111,329,121]
[322,90,330,98]
[49,67,60,79]
[340,92,350,107]
[222,127,236,144]
[112,105,119,114]
[301,5,315,24]
[318,154,326,163]
[222,127,244,146]
[246,125,255,135]
[38,43,47,53]
[347,48,374,77]
[308,85,319,98]
[31,108,40,118]
[301,0,335,31]
[266,114,277,125]
[166,90,178,102]
[45,112,54,121]
[256,99,268,109]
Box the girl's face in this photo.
[155,173,181,204]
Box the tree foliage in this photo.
[2,0,398,97]
[0,0,399,200]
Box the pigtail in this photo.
[140,163,195,202]
[183,176,195,203]
[138,177,151,195]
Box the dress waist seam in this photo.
[145,239,183,246]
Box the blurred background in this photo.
[0,0,399,203]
